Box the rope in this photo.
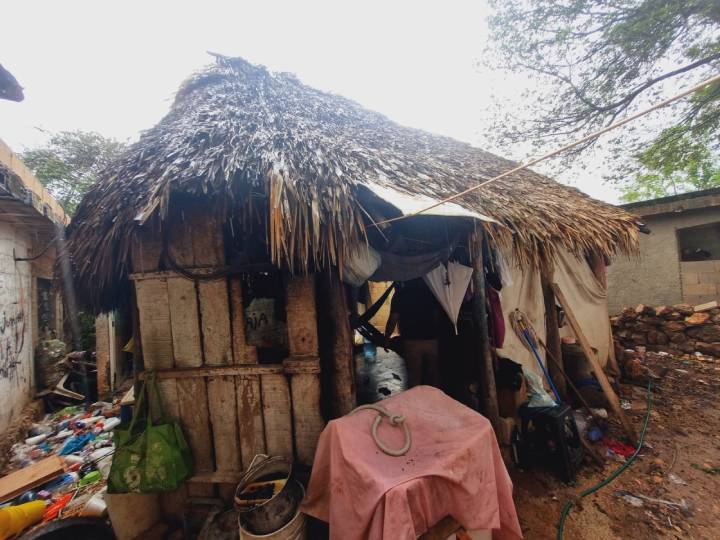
[556,380,653,539]
[372,72,720,227]
[350,404,412,456]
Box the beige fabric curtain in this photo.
[495,255,547,376]
[494,248,610,377]
[553,249,610,369]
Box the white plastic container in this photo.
[239,509,305,540]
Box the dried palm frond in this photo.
[66,55,639,312]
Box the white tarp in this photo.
[423,262,474,332]
[361,181,497,223]
[494,248,610,377]
[554,249,610,369]
[495,256,547,376]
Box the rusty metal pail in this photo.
[234,455,303,535]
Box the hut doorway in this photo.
[354,274,485,412]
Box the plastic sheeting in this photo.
[342,244,382,286]
[553,249,610,369]
[360,181,497,223]
[422,262,474,332]
[495,257,547,377]
[494,249,609,378]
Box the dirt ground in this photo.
[512,350,720,539]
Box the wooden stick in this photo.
[419,516,462,540]
[542,270,566,398]
[536,336,603,424]
[606,327,621,378]
[550,283,638,444]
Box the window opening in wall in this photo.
[678,222,720,262]
[240,271,289,363]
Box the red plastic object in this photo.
[42,493,73,521]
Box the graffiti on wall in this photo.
[0,307,26,381]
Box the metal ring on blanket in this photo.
[350,404,412,456]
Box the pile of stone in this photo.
[612,301,720,356]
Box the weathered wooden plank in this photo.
[130,226,162,273]
[188,471,243,484]
[167,277,202,368]
[260,373,293,459]
[551,282,638,444]
[199,280,233,365]
[167,211,196,269]
[95,314,111,396]
[286,276,319,357]
[190,212,225,267]
[542,270,566,398]
[207,376,241,473]
[230,278,258,364]
[152,378,180,422]
[135,278,174,370]
[139,364,284,380]
[288,370,325,466]
[0,456,64,502]
[236,375,266,469]
[176,378,213,475]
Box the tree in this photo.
[22,131,127,215]
[484,0,720,192]
[620,129,720,201]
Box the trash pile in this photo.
[0,401,122,538]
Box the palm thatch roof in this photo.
[67,55,638,312]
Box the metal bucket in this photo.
[238,506,306,540]
[234,455,303,535]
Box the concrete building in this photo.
[0,138,68,432]
[608,188,720,314]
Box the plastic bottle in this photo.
[102,417,121,432]
[24,434,47,446]
[0,500,46,540]
[363,339,377,363]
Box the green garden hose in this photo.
[556,380,653,539]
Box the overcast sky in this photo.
[1,0,624,202]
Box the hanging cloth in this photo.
[422,261,473,333]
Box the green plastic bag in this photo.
[108,373,193,493]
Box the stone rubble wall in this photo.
[612,302,720,357]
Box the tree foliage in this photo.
[620,129,720,201]
[23,131,127,215]
[484,0,720,197]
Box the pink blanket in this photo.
[301,386,522,539]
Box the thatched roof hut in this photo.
[67,55,638,313]
[66,58,643,516]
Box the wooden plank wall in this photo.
[129,210,324,514]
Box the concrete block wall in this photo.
[0,221,35,434]
[608,206,720,314]
[681,260,720,306]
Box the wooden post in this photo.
[550,283,638,444]
[471,236,501,432]
[324,271,356,417]
[541,270,567,399]
[95,314,111,397]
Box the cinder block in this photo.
[681,272,699,285]
[684,283,716,296]
[699,272,720,284]
[681,260,716,273]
